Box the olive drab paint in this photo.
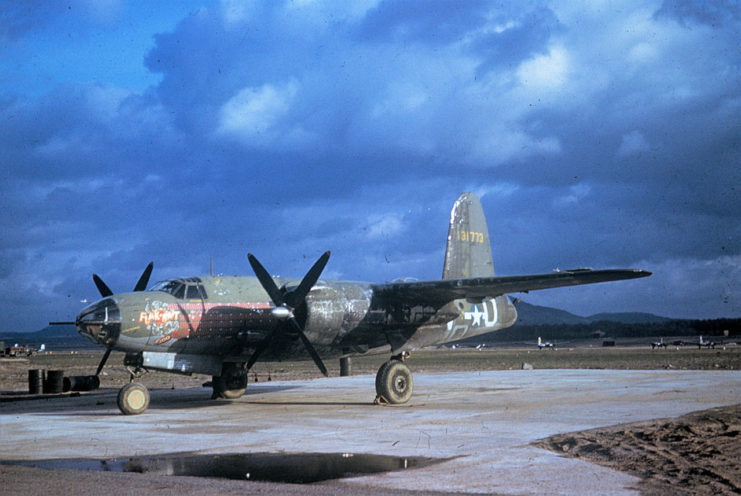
[443,192,495,280]
[61,192,651,414]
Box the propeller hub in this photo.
[271,306,293,319]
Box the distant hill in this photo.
[0,325,94,351]
[586,312,673,324]
[512,301,590,326]
[1,325,77,340]
[512,301,670,326]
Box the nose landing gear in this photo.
[117,382,150,415]
[117,358,150,415]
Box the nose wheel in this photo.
[375,353,414,405]
[117,382,150,415]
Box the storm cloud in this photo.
[1,0,739,331]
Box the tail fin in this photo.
[442,192,495,279]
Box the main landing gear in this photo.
[211,362,249,399]
[374,352,413,405]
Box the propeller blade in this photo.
[95,347,112,376]
[246,251,331,377]
[92,274,114,297]
[289,318,328,376]
[247,253,285,306]
[133,262,154,292]
[285,251,331,307]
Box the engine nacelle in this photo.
[303,283,372,345]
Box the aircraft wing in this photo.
[372,269,651,308]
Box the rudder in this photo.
[442,192,495,279]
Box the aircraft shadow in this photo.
[0,385,301,416]
[243,400,378,407]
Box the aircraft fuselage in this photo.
[76,275,517,376]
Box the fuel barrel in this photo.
[63,375,101,392]
[28,369,44,394]
[43,370,65,394]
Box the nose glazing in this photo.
[76,298,121,347]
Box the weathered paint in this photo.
[73,192,648,377]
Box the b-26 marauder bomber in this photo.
[52,193,650,414]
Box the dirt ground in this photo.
[1,346,739,392]
[534,404,741,495]
[2,347,740,495]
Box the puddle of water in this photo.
[4,452,448,483]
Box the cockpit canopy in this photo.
[149,277,208,300]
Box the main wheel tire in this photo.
[375,360,394,395]
[117,382,150,415]
[212,375,247,399]
[212,363,248,399]
[376,360,413,404]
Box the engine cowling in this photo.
[303,283,372,345]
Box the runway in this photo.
[1,369,739,495]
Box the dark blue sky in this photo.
[1,1,739,331]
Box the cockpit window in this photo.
[149,280,207,300]
[172,284,185,299]
[150,280,184,297]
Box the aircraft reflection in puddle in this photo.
[6,452,450,483]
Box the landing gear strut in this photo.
[375,352,413,405]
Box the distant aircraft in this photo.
[51,192,650,414]
[650,337,667,349]
[671,336,720,349]
[693,336,718,349]
[537,337,555,350]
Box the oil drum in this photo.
[28,369,44,394]
[43,370,65,394]
[63,375,101,392]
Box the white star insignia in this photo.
[464,305,485,327]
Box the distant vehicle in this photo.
[50,192,650,414]
[4,344,33,357]
[537,337,555,350]
[650,337,667,349]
